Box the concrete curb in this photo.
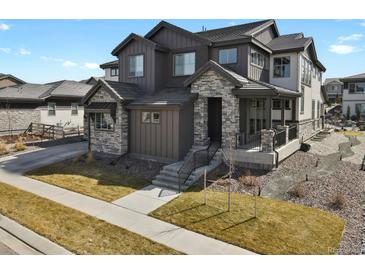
[0,214,73,255]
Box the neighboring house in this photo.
[100,60,119,81]
[341,73,365,119]
[83,19,326,171]
[0,80,92,132]
[323,78,343,103]
[0,73,26,88]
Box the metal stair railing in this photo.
[177,141,220,192]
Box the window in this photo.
[349,82,365,94]
[94,113,114,130]
[152,112,160,124]
[129,55,144,77]
[250,99,265,109]
[251,50,265,68]
[285,100,291,110]
[48,103,56,116]
[273,100,281,110]
[300,86,305,114]
[219,48,237,64]
[110,68,119,77]
[273,57,290,78]
[301,56,312,86]
[142,112,151,123]
[355,104,365,114]
[174,52,195,76]
[71,103,78,115]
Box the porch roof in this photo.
[232,79,301,98]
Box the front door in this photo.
[208,97,222,144]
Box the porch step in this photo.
[152,149,222,191]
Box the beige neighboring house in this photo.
[0,80,92,133]
[0,73,26,88]
[100,60,119,81]
[341,73,365,118]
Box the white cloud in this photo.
[228,21,236,26]
[338,34,363,42]
[329,44,361,55]
[83,62,99,69]
[19,48,31,55]
[41,56,64,62]
[0,48,11,53]
[360,20,365,27]
[62,60,77,68]
[0,23,10,30]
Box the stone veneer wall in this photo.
[0,108,41,133]
[298,118,323,141]
[87,87,128,155]
[191,70,239,149]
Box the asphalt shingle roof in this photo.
[341,72,365,80]
[195,20,272,42]
[104,80,141,100]
[266,33,312,52]
[100,60,119,69]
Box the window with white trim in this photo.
[251,50,265,68]
[151,112,160,124]
[218,48,237,64]
[71,103,78,115]
[173,52,195,76]
[110,68,119,77]
[94,113,114,130]
[129,55,144,77]
[142,112,151,123]
[48,103,56,116]
[301,56,312,86]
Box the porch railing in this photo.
[235,132,261,151]
[288,125,298,141]
[274,129,286,148]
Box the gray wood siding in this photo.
[210,44,249,77]
[253,27,276,44]
[248,45,269,82]
[130,109,180,161]
[178,102,194,158]
[150,27,201,49]
[118,39,156,94]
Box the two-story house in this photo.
[83,20,326,185]
[100,60,119,81]
[323,78,343,103]
[341,73,365,119]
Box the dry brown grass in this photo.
[150,187,345,255]
[14,137,27,151]
[0,182,181,254]
[0,142,9,156]
[287,183,306,198]
[238,170,258,187]
[330,192,347,210]
[26,160,150,202]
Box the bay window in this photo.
[251,50,265,68]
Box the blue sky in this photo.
[1,19,365,83]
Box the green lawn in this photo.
[150,187,345,255]
[0,182,181,255]
[26,160,150,202]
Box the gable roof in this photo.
[341,72,365,82]
[145,20,212,46]
[323,78,343,86]
[184,60,249,88]
[0,73,26,85]
[0,81,92,103]
[195,19,278,43]
[111,33,168,56]
[185,60,300,97]
[82,79,141,104]
[100,60,118,69]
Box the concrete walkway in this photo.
[0,228,40,255]
[0,144,255,255]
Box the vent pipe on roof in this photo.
[201,26,207,32]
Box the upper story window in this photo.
[48,102,56,116]
[349,82,365,94]
[173,52,195,76]
[301,56,312,86]
[273,57,290,78]
[219,48,237,64]
[110,68,119,77]
[129,55,144,77]
[251,50,265,68]
[71,103,78,115]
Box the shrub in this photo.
[287,183,306,198]
[238,170,258,187]
[14,137,27,151]
[330,193,347,210]
[300,143,311,152]
[0,142,9,155]
[346,105,351,120]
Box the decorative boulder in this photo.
[300,143,311,152]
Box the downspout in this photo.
[272,129,279,168]
[87,114,91,153]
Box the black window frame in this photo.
[128,54,144,78]
[110,67,119,77]
[48,102,56,116]
[173,51,196,77]
[273,56,290,78]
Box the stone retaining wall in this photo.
[0,108,41,132]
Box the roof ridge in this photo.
[195,19,271,35]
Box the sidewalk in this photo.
[0,170,255,255]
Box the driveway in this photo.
[0,141,88,174]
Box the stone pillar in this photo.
[276,125,289,144]
[193,96,209,146]
[221,95,240,149]
[261,129,275,152]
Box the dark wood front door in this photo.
[208,97,222,144]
